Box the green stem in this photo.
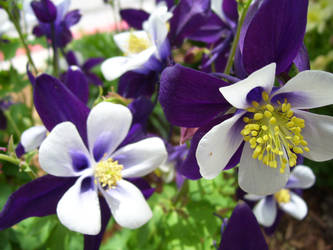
[4,111,21,138]
[0,154,37,179]
[0,153,20,165]
[6,7,37,74]
[51,24,59,77]
[173,180,189,205]
[224,0,252,75]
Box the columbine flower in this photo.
[196,63,333,195]
[219,203,268,250]
[244,165,315,227]
[38,102,167,234]
[101,2,172,81]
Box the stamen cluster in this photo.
[94,158,123,188]
[128,33,150,54]
[241,91,310,173]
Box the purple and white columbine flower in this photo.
[38,102,167,235]
[245,165,315,227]
[196,63,333,195]
[101,2,172,81]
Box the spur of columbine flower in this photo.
[101,2,172,81]
[244,165,315,228]
[196,63,333,195]
[36,101,167,234]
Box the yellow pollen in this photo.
[94,158,123,188]
[241,91,310,173]
[274,189,291,203]
[128,33,150,54]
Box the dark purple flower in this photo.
[32,0,81,48]
[219,203,268,250]
[0,98,12,130]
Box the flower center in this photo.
[128,33,150,54]
[274,189,291,203]
[241,91,310,173]
[94,158,123,188]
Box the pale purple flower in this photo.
[196,63,333,195]
[39,102,167,234]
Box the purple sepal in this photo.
[293,43,310,72]
[33,74,90,146]
[0,175,76,230]
[128,178,155,199]
[32,25,44,37]
[120,9,149,30]
[128,97,154,126]
[27,65,36,86]
[224,142,244,170]
[82,58,104,72]
[118,124,146,149]
[31,0,57,23]
[83,197,111,250]
[187,12,227,44]
[159,64,230,127]
[62,67,89,104]
[222,0,238,23]
[15,143,25,158]
[169,0,210,46]
[63,9,81,27]
[118,70,158,98]
[65,50,79,66]
[219,203,268,250]
[240,0,308,75]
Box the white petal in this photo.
[143,5,171,52]
[272,70,333,109]
[294,110,333,162]
[211,0,224,20]
[244,194,265,201]
[219,63,276,109]
[56,175,101,235]
[196,112,245,179]
[238,143,290,195]
[279,192,308,220]
[21,125,47,152]
[39,122,90,177]
[112,137,167,178]
[253,197,277,227]
[101,47,155,81]
[101,179,152,229]
[87,102,132,160]
[113,31,151,56]
[287,165,315,189]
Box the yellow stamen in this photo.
[274,189,291,203]
[128,33,150,54]
[94,158,123,188]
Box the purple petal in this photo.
[82,58,104,72]
[31,0,57,23]
[15,142,25,158]
[63,67,89,104]
[33,74,90,146]
[293,43,310,72]
[85,72,104,86]
[117,124,146,149]
[159,64,230,127]
[118,70,158,98]
[32,25,45,37]
[241,0,308,74]
[57,24,73,47]
[83,197,111,250]
[169,0,210,46]
[219,203,268,250]
[120,9,149,30]
[0,175,76,230]
[65,51,79,66]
